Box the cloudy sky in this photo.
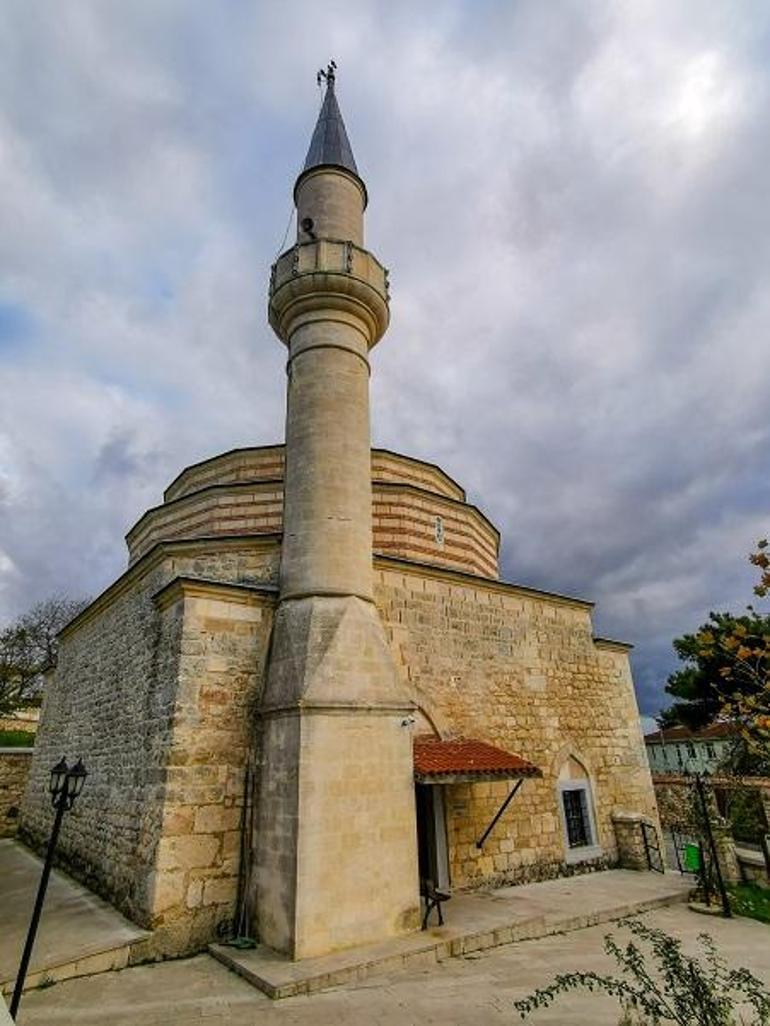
[1,1,768,719]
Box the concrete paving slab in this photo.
[17,904,770,1026]
[0,840,150,995]
[210,869,691,998]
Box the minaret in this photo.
[256,65,420,959]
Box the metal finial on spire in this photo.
[317,60,337,90]
[302,60,359,179]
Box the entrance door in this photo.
[415,784,450,889]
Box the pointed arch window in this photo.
[557,757,602,864]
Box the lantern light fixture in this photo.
[49,756,68,801]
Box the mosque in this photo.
[21,68,659,961]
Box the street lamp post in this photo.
[9,756,87,1020]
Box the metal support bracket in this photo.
[475,779,524,849]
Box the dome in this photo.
[126,446,499,579]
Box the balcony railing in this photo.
[270,239,389,305]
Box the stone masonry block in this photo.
[156,834,220,871]
[186,879,204,909]
[149,870,186,914]
[163,805,196,836]
[194,805,241,834]
[203,876,237,907]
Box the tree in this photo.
[0,595,89,717]
[660,540,770,756]
[660,609,770,731]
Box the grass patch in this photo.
[729,882,770,924]
[0,729,35,747]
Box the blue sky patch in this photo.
[0,302,36,352]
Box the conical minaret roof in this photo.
[302,66,359,178]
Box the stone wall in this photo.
[374,560,659,889]
[653,776,694,831]
[20,538,278,953]
[654,773,770,886]
[21,560,174,917]
[612,811,659,871]
[653,774,770,830]
[736,846,770,885]
[149,579,274,955]
[0,749,32,837]
[22,535,658,953]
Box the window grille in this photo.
[562,788,590,848]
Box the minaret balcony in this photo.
[269,239,390,345]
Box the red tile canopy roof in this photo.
[413,736,541,783]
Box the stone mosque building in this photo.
[21,69,659,961]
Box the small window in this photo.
[562,788,591,848]
[686,742,696,758]
[557,757,601,863]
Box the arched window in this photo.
[557,757,601,863]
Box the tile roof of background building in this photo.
[643,722,738,744]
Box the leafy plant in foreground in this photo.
[513,917,770,1025]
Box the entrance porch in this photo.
[210,869,690,999]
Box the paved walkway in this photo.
[0,841,148,992]
[1,834,688,1001]
[211,869,690,997]
[16,906,770,1025]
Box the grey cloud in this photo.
[1,0,768,718]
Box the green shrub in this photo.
[513,917,770,1025]
[729,883,770,925]
[0,729,35,747]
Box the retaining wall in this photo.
[0,748,33,837]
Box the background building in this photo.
[644,723,736,775]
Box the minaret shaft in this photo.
[281,321,373,601]
[255,76,419,959]
[296,168,365,246]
